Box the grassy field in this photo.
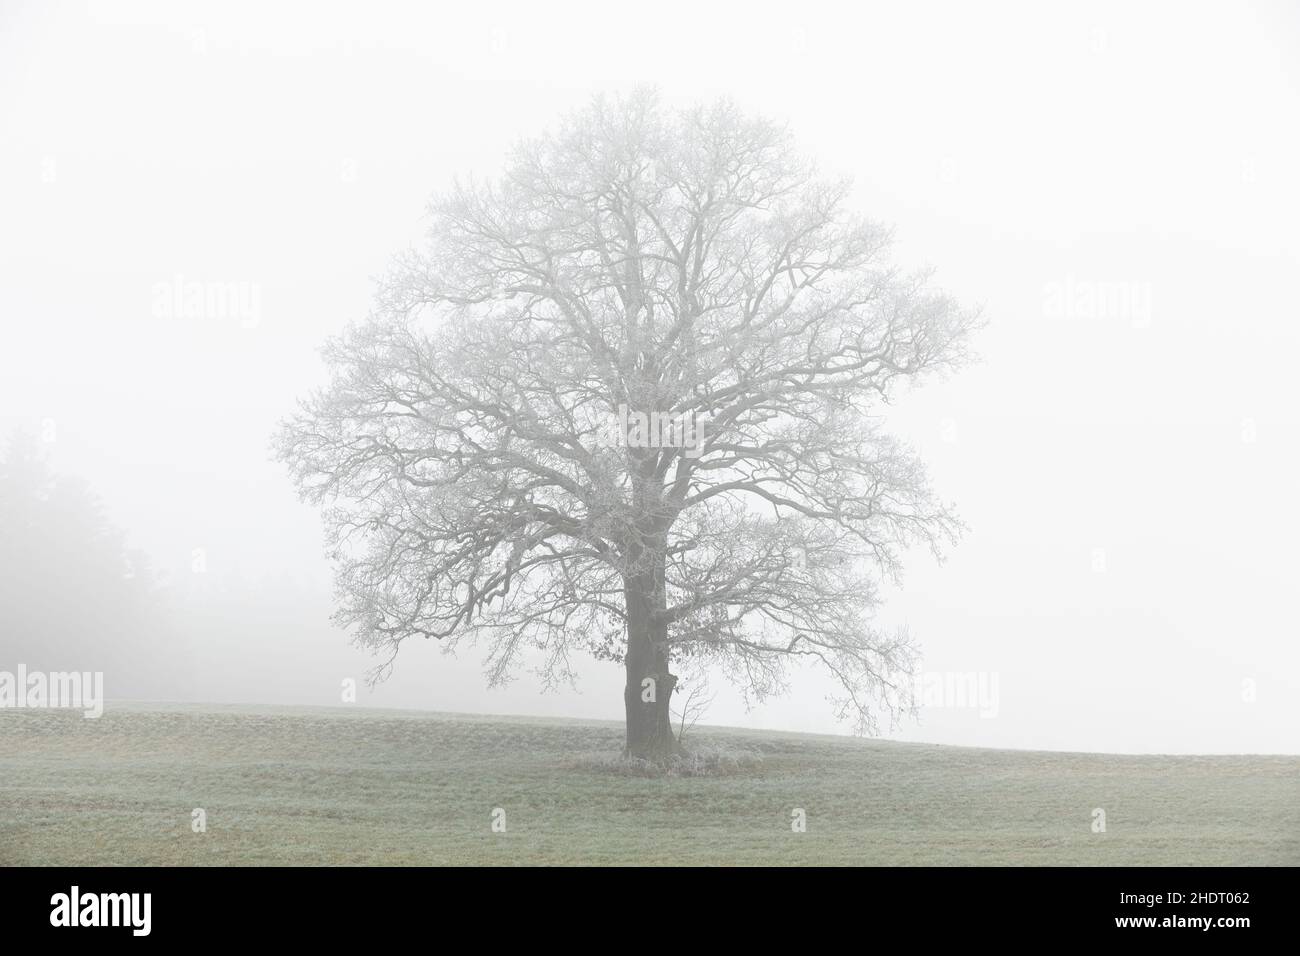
[1,702,1296,866]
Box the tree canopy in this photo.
[278,91,979,753]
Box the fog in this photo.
[2,0,1298,754]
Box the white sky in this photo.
[2,0,1298,753]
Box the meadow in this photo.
[2,703,1296,866]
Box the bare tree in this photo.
[277,91,979,761]
[671,675,715,749]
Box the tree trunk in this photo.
[623,568,679,762]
